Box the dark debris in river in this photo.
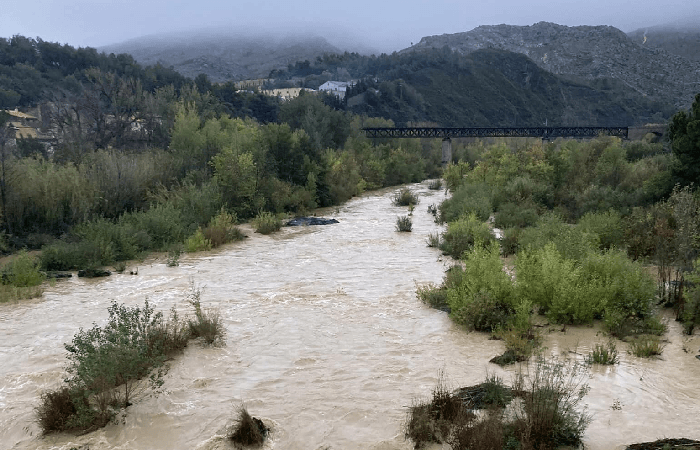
[626,438,700,450]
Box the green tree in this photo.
[669,93,700,186]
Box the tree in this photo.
[669,93,700,186]
[0,111,13,234]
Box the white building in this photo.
[317,81,354,100]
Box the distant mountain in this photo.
[627,25,700,62]
[407,22,700,111]
[275,49,673,126]
[100,31,344,82]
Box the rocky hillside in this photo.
[628,26,700,62]
[408,22,700,110]
[101,32,342,82]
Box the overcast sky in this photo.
[4,0,699,53]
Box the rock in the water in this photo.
[78,268,112,278]
[45,272,73,279]
[286,217,339,226]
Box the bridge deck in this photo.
[362,127,629,139]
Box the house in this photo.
[261,87,308,101]
[318,81,354,100]
[2,109,53,148]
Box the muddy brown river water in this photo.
[1,182,700,450]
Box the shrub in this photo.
[438,182,492,223]
[493,202,539,229]
[167,245,183,267]
[186,286,225,346]
[516,244,596,324]
[629,335,665,358]
[428,179,443,190]
[500,227,520,257]
[184,228,212,253]
[577,209,624,250]
[447,242,515,331]
[230,406,268,447]
[519,213,599,262]
[203,208,244,247]
[404,371,467,448]
[396,215,413,232]
[121,203,185,250]
[426,232,440,248]
[439,213,493,259]
[40,300,190,434]
[417,283,449,311]
[586,341,620,365]
[393,187,420,207]
[511,358,591,450]
[35,387,88,434]
[2,250,45,287]
[252,211,282,234]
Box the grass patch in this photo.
[186,285,225,346]
[629,335,665,358]
[0,284,44,303]
[586,340,620,365]
[393,187,420,207]
[426,232,440,248]
[428,179,443,190]
[252,211,282,234]
[396,215,413,232]
[230,406,268,448]
[167,244,183,267]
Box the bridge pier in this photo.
[441,138,452,166]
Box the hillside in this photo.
[627,25,700,62]
[408,22,700,111]
[272,49,673,127]
[100,32,343,82]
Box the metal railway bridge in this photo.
[362,126,629,164]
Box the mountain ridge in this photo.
[407,21,700,110]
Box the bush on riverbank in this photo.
[252,211,282,234]
[439,213,493,260]
[0,251,45,302]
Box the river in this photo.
[1,182,699,450]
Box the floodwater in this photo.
[1,182,699,450]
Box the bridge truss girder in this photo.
[362,127,629,140]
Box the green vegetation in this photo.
[419,121,700,362]
[252,211,282,234]
[396,215,413,232]
[405,359,590,450]
[186,286,225,346]
[393,187,420,207]
[0,250,45,302]
[36,292,224,434]
[669,93,700,186]
[586,341,620,365]
[629,335,665,358]
[439,213,493,259]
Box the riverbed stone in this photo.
[286,217,339,226]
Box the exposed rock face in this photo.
[410,22,700,110]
